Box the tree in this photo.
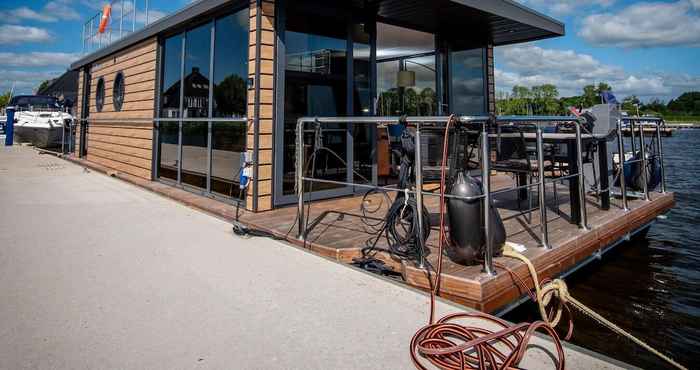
[621,95,641,114]
[667,92,700,114]
[596,82,612,95]
[0,91,11,108]
[36,80,51,94]
[582,85,598,108]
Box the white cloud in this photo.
[494,44,694,100]
[44,0,81,21]
[0,52,80,67]
[0,70,64,94]
[0,25,52,45]
[0,0,79,23]
[579,1,700,48]
[517,0,615,15]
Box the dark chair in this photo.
[491,127,537,221]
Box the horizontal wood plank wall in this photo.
[247,0,275,211]
[84,38,157,180]
[487,45,495,115]
[75,69,84,152]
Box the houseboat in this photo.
[68,0,674,314]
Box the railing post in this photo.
[296,119,306,240]
[617,119,629,211]
[656,121,667,194]
[61,121,66,154]
[638,120,650,201]
[482,118,496,275]
[414,122,426,268]
[536,124,549,248]
[575,120,589,230]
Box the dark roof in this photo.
[71,0,563,70]
[37,70,79,102]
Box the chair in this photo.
[491,127,537,221]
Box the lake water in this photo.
[505,129,700,369]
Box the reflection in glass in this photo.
[161,34,182,118]
[376,23,435,60]
[352,23,373,183]
[450,49,485,115]
[377,57,437,116]
[405,56,437,116]
[377,61,400,116]
[282,14,349,195]
[180,122,208,189]
[213,11,248,118]
[158,122,179,180]
[184,23,211,118]
[211,122,246,199]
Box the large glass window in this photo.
[376,23,437,117]
[282,13,349,196]
[158,122,179,181]
[183,23,211,118]
[157,8,248,200]
[161,34,182,118]
[211,122,246,198]
[180,121,208,189]
[450,49,486,115]
[213,11,248,118]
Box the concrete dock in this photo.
[0,145,628,369]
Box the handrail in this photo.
[74,117,248,123]
[295,115,590,275]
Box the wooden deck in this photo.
[239,174,675,313]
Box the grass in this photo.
[662,115,700,123]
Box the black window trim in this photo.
[113,71,125,112]
[95,77,105,112]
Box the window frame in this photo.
[95,77,105,112]
[112,71,125,112]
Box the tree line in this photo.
[497,83,700,118]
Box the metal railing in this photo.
[616,116,667,209]
[295,115,592,275]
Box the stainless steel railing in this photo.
[295,115,591,275]
[619,117,668,203]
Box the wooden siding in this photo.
[83,38,157,180]
[247,0,276,211]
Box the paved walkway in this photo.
[0,146,626,369]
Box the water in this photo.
[504,129,700,369]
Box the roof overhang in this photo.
[366,0,564,46]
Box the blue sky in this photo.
[1,0,699,101]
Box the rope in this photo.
[502,246,688,370]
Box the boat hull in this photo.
[14,125,63,148]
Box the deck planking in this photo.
[238,173,675,312]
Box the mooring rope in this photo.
[502,246,688,370]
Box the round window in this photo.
[113,72,125,112]
[95,78,105,112]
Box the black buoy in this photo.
[446,171,506,265]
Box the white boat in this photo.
[10,95,74,148]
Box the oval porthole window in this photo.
[95,77,105,112]
[113,72,125,112]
